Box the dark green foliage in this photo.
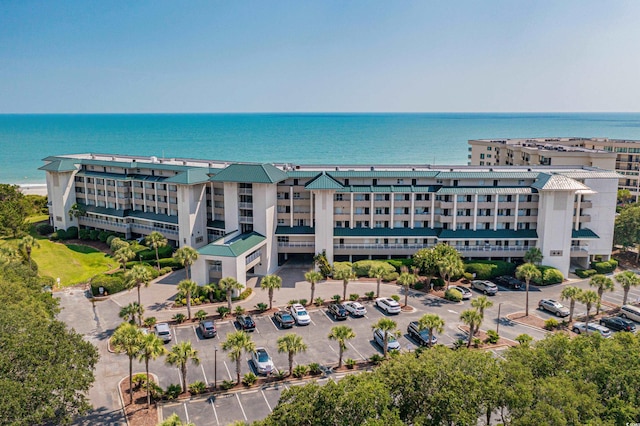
[352,260,395,277]
[0,184,29,237]
[97,231,109,242]
[385,258,414,273]
[541,267,564,285]
[90,274,127,296]
[164,384,182,400]
[89,229,100,240]
[382,271,399,282]
[172,313,186,324]
[313,250,332,278]
[444,288,463,302]
[308,363,322,375]
[78,229,90,240]
[292,364,309,378]
[485,330,500,344]
[220,380,235,390]
[188,380,207,394]
[591,259,618,274]
[105,234,117,246]
[575,268,597,278]
[35,223,54,235]
[242,372,258,386]
[136,245,174,261]
[64,226,78,239]
[464,260,516,279]
[24,194,49,215]
[256,302,268,312]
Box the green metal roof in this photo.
[75,171,132,180]
[275,226,315,235]
[164,168,212,185]
[336,185,438,193]
[436,172,540,179]
[438,229,538,240]
[38,159,79,172]
[81,158,190,172]
[558,170,621,179]
[288,170,440,178]
[571,228,600,239]
[80,204,126,218]
[210,163,288,183]
[334,227,440,237]
[79,204,179,224]
[436,187,534,195]
[207,220,226,229]
[305,172,344,190]
[198,232,266,257]
[532,174,589,191]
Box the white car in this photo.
[251,347,276,375]
[289,303,311,325]
[154,323,172,343]
[344,301,367,317]
[375,297,401,314]
[450,285,472,300]
[373,328,401,351]
[572,322,612,338]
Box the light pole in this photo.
[214,347,218,390]
[496,303,503,334]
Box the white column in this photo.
[289,187,294,225]
[94,180,98,206]
[154,184,159,213]
[430,196,435,229]
[350,193,354,229]
[142,183,147,212]
[116,182,119,210]
[166,185,171,216]
[310,191,314,227]
[473,193,478,230]
[493,196,499,231]
[575,193,581,231]
[410,193,415,229]
[103,180,108,207]
[370,194,374,228]
[390,194,395,229]
[514,195,520,229]
[453,196,458,230]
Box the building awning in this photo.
[438,229,538,240]
[198,232,266,257]
[571,228,600,239]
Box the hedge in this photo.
[385,258,414,273]
[35,223,54,235]
[591,259,618,274]
[444,288,463,302]
[531,266,564,285]
[382,272,399,282]
[575,268,597,279]
[90,274,128,296]
[464,260,516,280]
[332,262,353,274]
[352,260,395,277]
[136,245,174,261]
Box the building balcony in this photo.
[238,202,253,209]
[238,188,253,195]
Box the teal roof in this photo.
[571,228,600,239]
[334,227,440,237]
[76,171,132,180]
[275,226,315,235]
[305,172,344,190]
[198,232,266,257]
[532,173,589,191]
[438,229,538,240]
[210,164,288,184]
[79,204,179,224]
[436,187,534,195]
[164,168,212,185]
[207,220,226,229]
[337,185,438,193]
[38,159,78,172]
[81,158,190,172]
[286,171,323,178]
[436,172,540,179]
[288,170,440,179]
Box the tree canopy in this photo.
[0,183,29,237]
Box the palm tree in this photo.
[111,323,143,404]
[371,318,398,358]
[159,413,196,426]
[114,246,136,271]
[417,313,445,348]
[397,271,417,307]
[219,277,244,311]
[119,302,143,325]
[437,253,464,290]
[277,333,308,376]
[516,263,541,317]
[589,274,614,315]
[177,279,198,320]
[173,246,199,281]
[166,341,200,394]
[615,271,640,305]
[145,231,168,270]
[328,325,355,368]
[222,330,256,384]
[523,247,543,265]
[304,270,323,305]
[368,264,386,298]
[460,309,483,348]
[202,283,217,303]
[18,235,40,265]
[471,295,493,318]
[125,264,153,309]
[260,274,282,310]
[560,286,583,323]
[333,267,357,301]
[579,290,600,332]
[137,332,166,407]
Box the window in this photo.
[335,194,343,201]
[277,236,289,242]
[397,179,404,184]
[293,179,299,186]
[335,221,343,228]
[293,192,301,199]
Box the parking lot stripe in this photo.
[183,402,189,423]
[242,389,259,394]
[269,317,279,331]
[209,399,220,425]
[261,389,273,412]
[200,364,209,386]
[192,325,198,340]
[235,392,248,420]
[223,361,232,380]
[347,341,367,361]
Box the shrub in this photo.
[308,363,322,375]
[188,380,207,395]
[172,313,186,324]
[385,258,414,273]
[292,364,309,378]
[90,274,127,296]
[349,293,359,301]
[352,260,395,277]
[298,298,308,306]
[365,291,375,300]
[431,278,445,289]
[143,317,157,328]
[233,288,252,301]
[89,230,100,241]
[332,262,353,275]
[472,338,482,348]
[35,223,54,235]
[390,294,400,302]
[414,281,424,290]
[220,380,235,390]
[288,299,299,306]
[148,382,164,400]
[106,235,117,246]
[314,297,324,306]
[332,295,341,303]
[485,329,500,344]
[444,288,463,302]
[542,268,564,285]
[313,250,332,278]
[78,229,91,240]
[195,310,207,321]
[159,266,173,275]
[274,370,287,380]
[464,260,516,280]
[544,318,560,330]
[345,358,356,369]
[164,384,182,400]
[382,272,399,282]
[515,334,533,345]
[217,306,230,318]
[575,268,597,279]
[234,306,246,316]
[136,245,174,261]
[242,372,258,387]
[591,260,618,274]
[98,231,109,242]
[65,226,78,239]
[369,354,384,365]
[255,302,268,312]
[132,373,148,390]
[463,272,474,282]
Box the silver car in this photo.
[471,280,498,295]
[572,322,612,338]
[373,328,401,351]
[344,301,367,317]
[154,323,172,343]
[538,299,570,317]
[251,347,276,375]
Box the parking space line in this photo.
[347,341,367,361]
[235,393,248,420]
[183,402,189,423]
[261,389,273,412]
[200,364,209,386]
[242,389,259,394]
[269,317,279,331]
[223,361,232,380]
[321,310,334,322]
[210,399,220,426]
[192,325,198,340]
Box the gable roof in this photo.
[198,232,266,257]
[164,167,212,185]
[305,172,344,190]
[532,173,590,191]
[38,158,79,172]
[210,163,288,184]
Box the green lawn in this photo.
[26,215,49,224]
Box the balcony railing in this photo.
[334,243,429,250]
[239,188,253,195]
[245,250,261,265]
[451,245,530,252]
[278,242,315,248]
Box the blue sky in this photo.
[1,0,639,113]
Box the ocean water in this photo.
[2,113,640,185]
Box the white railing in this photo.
[245,251,261,265]
[239,216,253,223]
[238,202,253,209]
[571,246,589,252]
[278,242,315,248]
[452,245,529,252]
[239,188,253,195]
[334,244,428,250]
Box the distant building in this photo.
[468,137,639,200]
[41,154,618,285]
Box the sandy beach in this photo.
[19,184,48,197]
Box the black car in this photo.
[407,321,438,346]
[273,310,295,328]
[494,275,524,290]
[599,316,636,332]
[327,303,348,320]
[236,314,256,331]
[198,320,217,338]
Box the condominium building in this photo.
[468,137,640,199]
[41,154,618,287]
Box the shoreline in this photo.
[18,183,48,196]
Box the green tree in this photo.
[0,183,28,237]
[219,276,244,311]
[166,341,200,394]
[137,332,166,407]
[368,264,387,298]
[114,245,135,271]
[333,267,357,301]
[371,318,399,358]
[260,274,282,310]
[437,252,464,290]
[614,270,640,305]
[177,279,198,320]
[617,188,633,206]
[523,247,543,265]
[560,286,583,323]
[111,322,143,404]
[471,295,493,318]
[68,202,86,221]
[158,413,196,426]
[398,270,417,307]
[109,237,130,252]
[173,246,199,280]
[417,313,445,348]
[460,309,483,348]
[614,206,640,261]
[222,330,256,384]
[18,235,40,265]
[277,333,308,376]
[304,270,323,305]
[516,263,542,317]
[125,264,153,310]
[119,302,143,325]
[589,274,614,315]
[328,325,356,368]
[145,231,168,270]
[579,290,600,331]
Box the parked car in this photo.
[538,299,570,317]
[373,328,401,351]
[572,322,612,338]
[471,280,498,295]
[251,347,276,375]
[375,297,401,314]
[327,303,349,320]
[154,322,172,343]
[289,303,311,325]
[449,285,472,300]
[198,320,217,338]
[599,316,636,332]
[344,301,367,317]
[273,310,295,328]
[619,304,640,323]
[236,314,256,331]
[407,321,438,346]
[493,275,524,290]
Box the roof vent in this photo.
[150,156,158,163]
[370,166,374,171]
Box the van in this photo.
[154,323,172,343]
[619,305,640,323]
